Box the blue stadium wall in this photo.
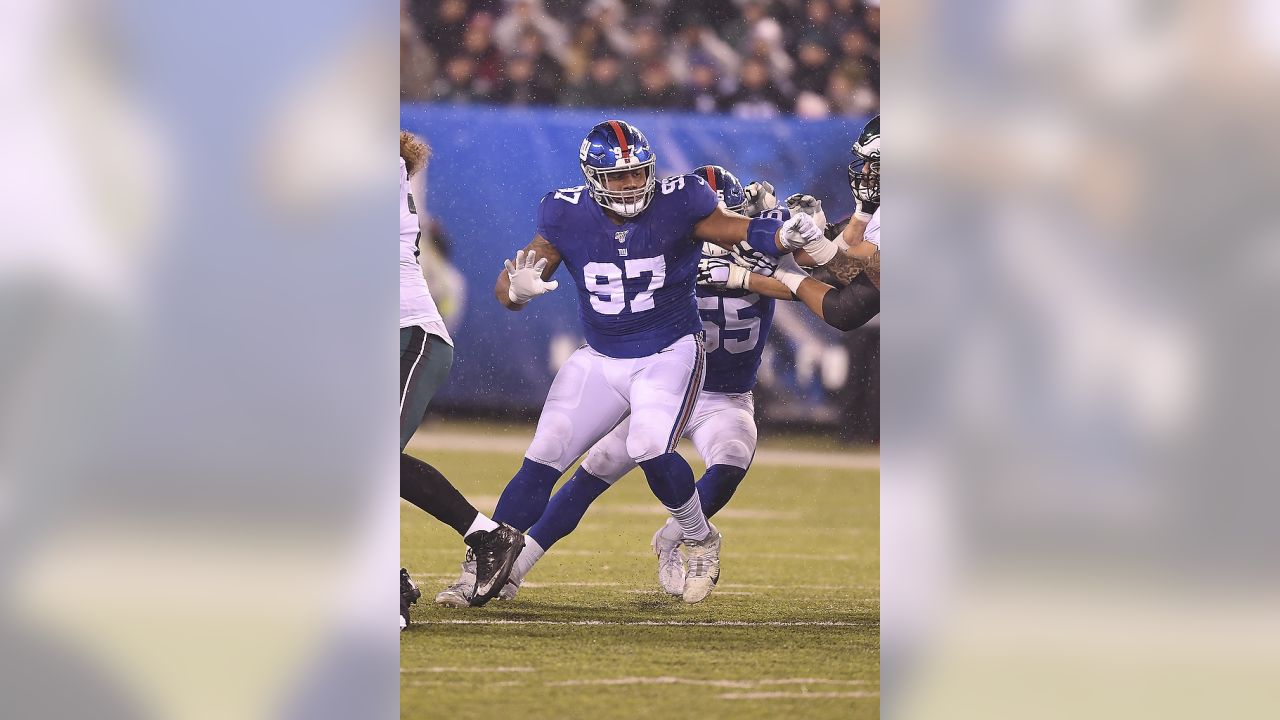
[401,104,878,441]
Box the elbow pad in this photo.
[821,274,880,331]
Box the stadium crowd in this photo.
[401,0,879,118]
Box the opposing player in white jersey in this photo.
[434,121,826,606]
[491,165,790,598]
[398,132,524,629]
[728,115,881,331]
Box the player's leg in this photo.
[651,391,758,594]
[504,417,638,597]
[400,326,523,611]
[625,334,721,603]
[490,345,629,531]
[688,391,757,516]
[438,345,629,606]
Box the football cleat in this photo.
[400,567,421,631]
[651,520,685,596]
[681,524,722,604]
[434,552,477,608]
[465,523,525,606]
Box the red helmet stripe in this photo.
[704,167,718,192]
[607,120,631,159]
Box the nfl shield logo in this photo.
[615,230,628,243]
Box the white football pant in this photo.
[581,390,757,485]
[524,333,706,472]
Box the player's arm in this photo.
[841,216,869,249]
[741,273,798,301]
[495,234,562,311]
[692,205,824,256]
[769,257,880,331]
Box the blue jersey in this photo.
[696,206,790,393]
[537,174,720,358]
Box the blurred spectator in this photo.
[432,56,481,103]
[562,22,603,85]
[833,26,878,97]
[401,3,437,101]
[497,53,561,106]
[669,24,740,86]
[688,61,727,114]
[722,58,790,118]
[826,67,877,117]
[562,52,637,108]
[583,0,633,57]
[403,0,878,117]
[514,29,567,88]
[637,61,692,110]
[414,0,472,61]
[630,18,665,68]
[793,31,834,96]
[460,21,505,98]
[494,0,570,65]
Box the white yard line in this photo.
[416,619,873,627]
[408,431,878,471]
[401,667,534,674]
[408,574,875,594]
[717,691,879,700]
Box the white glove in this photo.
[697,256,751,291]
[701,241,730,258]
[785,193,828,230]
[742,180,777,218]
[776,213,823,252]
[504,249,559,304]
[770,252,811,295]
[729,241,777,276]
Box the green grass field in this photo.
[401,445,879,719]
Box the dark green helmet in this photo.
[848,115,880,204]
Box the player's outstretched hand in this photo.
[777,213,823,252]
[730,241,778,277]
[785,193,828,230]
[697,256,751,291]
[505,249,559,304]
[743,180,778,218]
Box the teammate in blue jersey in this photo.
[435,121,826,606]
[490,165,800,598]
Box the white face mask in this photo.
[585,162,656,217]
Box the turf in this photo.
[401,447,879,719]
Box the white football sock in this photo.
[509,535,545,585]
[464,512,500,538]
[668,491,711,542]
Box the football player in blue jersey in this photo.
[487,165,800,599]
[435,121,830,606]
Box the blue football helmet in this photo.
[693,164,747,215]
[579,120,658,217]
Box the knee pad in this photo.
[581,439,635,486]
[703,438,754,471]
[525,412,573,471]
[625,422,668,464]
